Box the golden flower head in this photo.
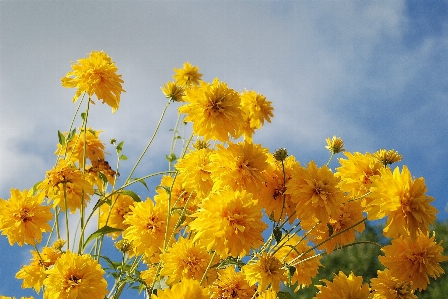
[151,278,209,299]
[161,81,185,102]
[61,50,125,113]
[192,138,210,150]
[173,62,203,86]
[114,239,133,253]
[243,253,286,293]
[44,250,108,299]
[373,149,403,166]
[0,189,52,246]
[210,267,256,299]
[371,269,417,299]
[379,232,448,291]
[51,239,66,250]
[325,136,345,154]
[314,271,370,299]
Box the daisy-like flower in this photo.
[259,155,297,223]
[61,50,125,113]
[335,152,383,207]
[55,128,106,168]
[274,235,322,290]
[0,189,52,246]
[44,250,108,299]
[210,267,256,299]
[286,160,345,223]
[209,141,269,195]
[161,81,185,102]
[301,200,365,254]
[159,237,217,285]
[367,166,437,240]
[85,158,117,192]
[173,62,202,86]
[151,278,209,299]
[123,198,178,259]
[178,78,244,142]
[16,245,63,293]
[314,271,370,299]
[189,187,267,258]
[325,136,345,154]
[39,160,94,213]
[175,147,214,198]
[154,175,200,216]
[373,149,403,166]
[371,269,417,299]
[239,90,274,140]
[243,253,286,293]
[99,193,135,239]
[379,233,448,291]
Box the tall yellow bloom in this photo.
[61,50,125,113]
[286,160,345,223]
[39,160,94,213]
[367,166,437,240]
[243,253,286,293]
[123,198,178,258]
[178,78,244,142]
[210,267,256,299]
[173,62,203,86]
[159,237,217,285]
[379,233,447,291]
[44,250,108,299]
[151,279,209,299]
[370,269,417,299]
[16,246,63,293]
[239,90,274,140]
[189,187,267,258]
[314,271,370,299]
[209,141,269,195]
[0,189,52,246]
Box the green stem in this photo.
[63,183,70,250]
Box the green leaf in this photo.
[120,189,141,202]
[116,141,124,154]
[214,256,246,269]
[278,291,293,299]
[32,180,43,194]
[81,112,87,121]
[131,177,149,191]
[83,226,123,250]
[66,128,76,143]
[120,154,128,161]
[273,226,282,244]
[98,171,108,185]
[165,153,177,163]
[327,223,334,237]
[100,255,119,271]
[57,130,66,146]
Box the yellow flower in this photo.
[258,289,280,299]
[259,155,297,223]
[161,81,185,102]
[173,62,202,86]
[335,152,383,206]
[210,267,256,299]
[325,136,345,154]
[367,166,437,240]
[286,160,345,222]
[39,160,94,213]
[209,141,269,195]
[301,200,365,254]
[373,149,402,166]
[178,78,244,142]
[99,193,135,239]
[314,271,370,299]
[189,187,267,258]
[55,127,106,168]
[243,253,286,293]
[123,198,178,258]
[159,237,217,285]
[379,233,448,291]
[0,189,52,246]
[151,278,209,299]
[239,90,274,140]
[61,50,125,113]
[44,250,108,299]
[175,148,214,198]
[16,246,63,293]
[371,269,417,299]
[274,235,322,290]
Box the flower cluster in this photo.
[0,51,446,299]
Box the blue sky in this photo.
[1,1,447,297]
